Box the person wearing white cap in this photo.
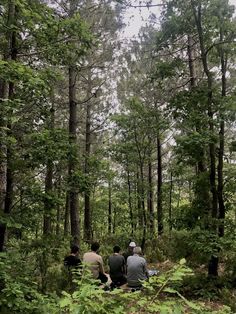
[123,241,136,264]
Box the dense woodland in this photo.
[0,0,236,313]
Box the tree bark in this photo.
[43,94,55,235]
[68,65,80,246]
[84,78,92,242]
[157,136,163,236]
[140,162,147,251]
[169,171,173,234]
[218,25,226,238]
[108,179,112,234]
[191,1,218,276]
[187,35,197,88]
[187,34,210,218]
[127,168,134,235]
[0,76,7,250]
[147,151,154,233]
[56,175,61,236]
[136,170,143,226]
[0,0,17,251]
[64,193,70,236]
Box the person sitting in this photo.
[83,242,108,284]
[108,245,127,288]
[123,241,136,264]
[127,246,149,289]
[64,245,82,291]
[64,245,82,269]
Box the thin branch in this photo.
[205,40,236,56]
[121,2,166,8]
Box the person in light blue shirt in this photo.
[127,246,149,288]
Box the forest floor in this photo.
[144,260,232,313]
[101,260,233,312]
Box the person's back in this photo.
[127,246,148,288]
[64,255,80,267]
[64,245,81,269]
[108,245,126,287]
[83,242,108,283]
[83,251,102,278]
[63,245,81,291]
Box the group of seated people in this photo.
[64,241,149,289]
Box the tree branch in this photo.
[205,40,236,56]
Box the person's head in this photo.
[133,246,142,255]
[91,242,100,252]
[113,245,121,253]
[71,245,79,255]
[128,241,136,251]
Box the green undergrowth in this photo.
[0,247,231,314]
[59,259,231,314]
[0,235,235,313]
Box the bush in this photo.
[0,252,59,314]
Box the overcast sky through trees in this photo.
[123,0,236,38]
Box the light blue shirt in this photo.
[127,254,148,287]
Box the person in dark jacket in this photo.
[108,245,127,288]
[123,241,136,263]
[64,245,82,291]
[64,245,82,269]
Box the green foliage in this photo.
[220,288,236,313]
[60,259,227,314]
[154,58,184,80]
[159,231,196,262]
[0,251,59,314]
[25,129,69,166]
[172,204,202,230]
[181,273,227,300]
[0,61,47,91]
[155,230,220,266]
[0,238,233,313]
[60,275,126,314]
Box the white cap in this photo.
[129,242,136,247]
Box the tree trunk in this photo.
[64,193,70,236]
[108,179,112,234]
[43,163,53,235]
[84,82,92,241]
[192,1,218,276]
[157,136,163,236]
[187,35,197,88]
[147,153,154,233]
[56,175,61,236]
[43,96,55,235]
[0,1,17,251]
[0,81,7,223]
[218,25,226,238]
[127,168,134,235]
[4,90,14,239]
[140,162,147,251]
[113,206,117,234]
[169,171,173,234]
[66,0,80,246]
[68,64,80,245]
[136,170,143,226]
[187,34,210,218]
[0,82,8,251]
